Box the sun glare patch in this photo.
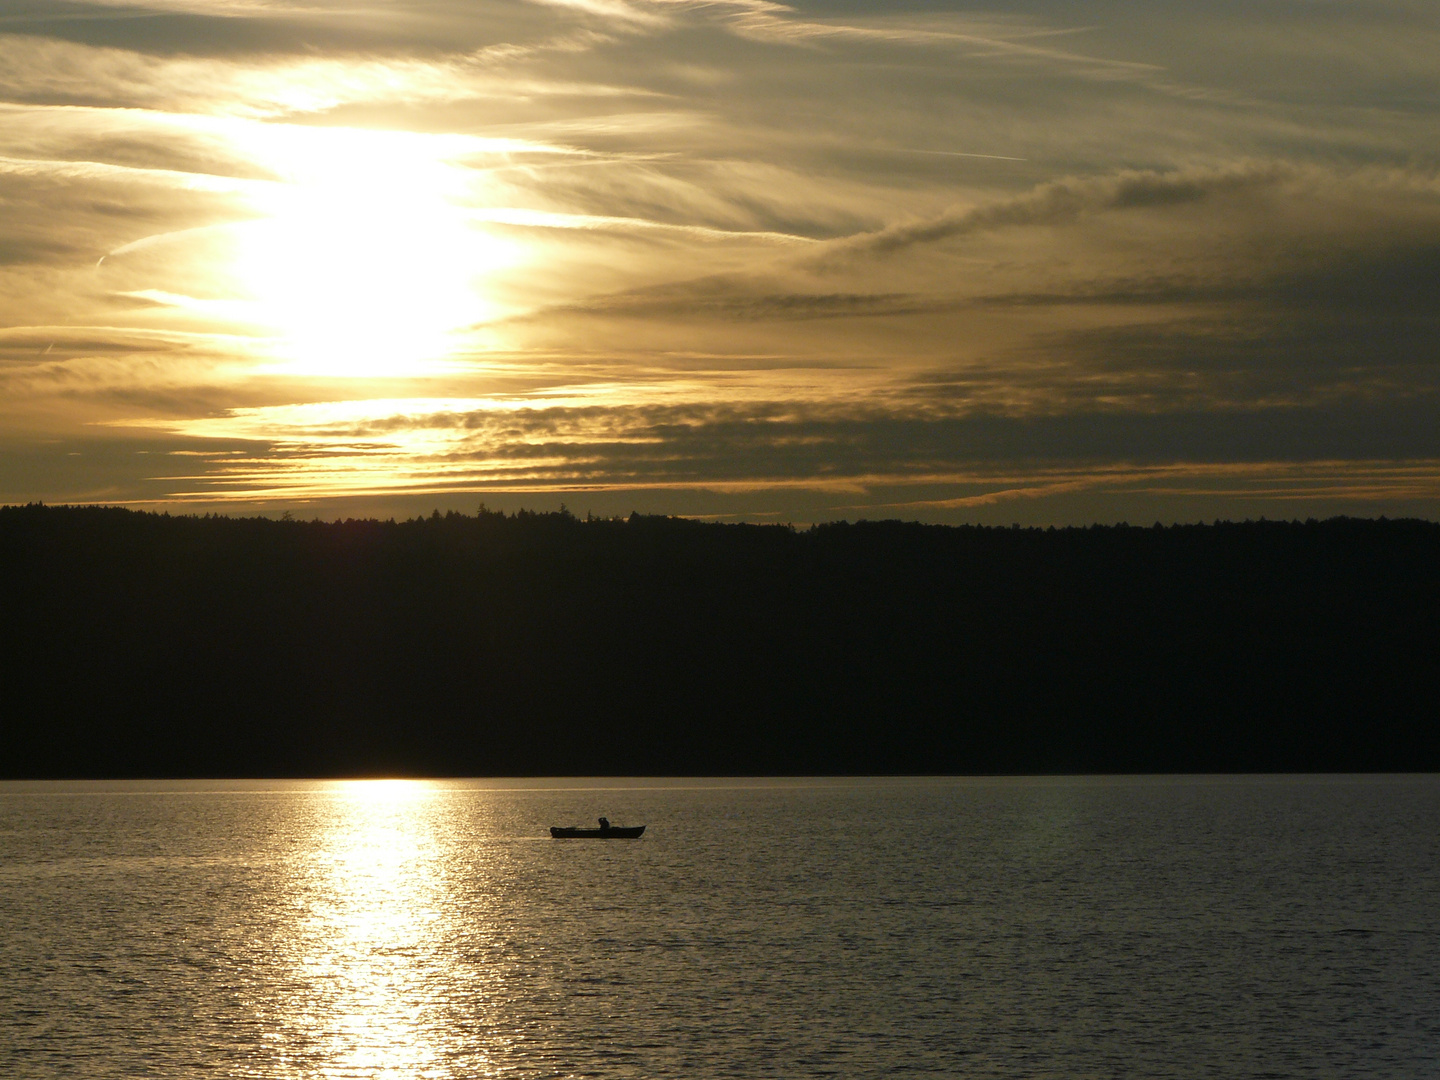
[230,127,518,378]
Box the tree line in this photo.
[3,503,1437,777]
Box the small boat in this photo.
[550,821,646,839]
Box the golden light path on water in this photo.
[281,780,498,1080]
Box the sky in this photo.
[2,0,1438,524]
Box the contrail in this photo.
[898,148,1028,161]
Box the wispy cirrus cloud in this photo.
[825,161,1440,260]
[100,394,1440,524]
[0,32,650,118]
[1,0,1439,522]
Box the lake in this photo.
[1,775,1436,1078]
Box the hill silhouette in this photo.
[3,504,1437,777]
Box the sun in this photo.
[231,126,516,378]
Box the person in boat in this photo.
[598,817,610,833]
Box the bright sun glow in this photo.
[231,127,517,378]
[336,778,432,802]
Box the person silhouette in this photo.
[598,817,610,833]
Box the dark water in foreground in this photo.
[1,776,1436,1079]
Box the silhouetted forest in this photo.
[2,503,1437,777]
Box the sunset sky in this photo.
[2,0,1438,523]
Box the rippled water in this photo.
[1,776,1436,1078]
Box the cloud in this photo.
[554,283,941,321]
[531,0,1165,79]
[829,162,1338,258]
[0,30,651,118]
[526,0,671,27]
[3,0,1440,522]
[90,393,1440,514]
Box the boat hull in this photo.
[549,825,646,839]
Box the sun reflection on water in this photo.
[280,780,481,1079]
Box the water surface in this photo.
[2,776,1436,1078]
